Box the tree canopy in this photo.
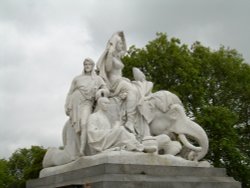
[0,146,46,188]
[123,33,250,188]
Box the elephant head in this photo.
[150,103,209,161]
[164,104,209,161]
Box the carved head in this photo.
[108,31,127,54]
[97,97,110,111]
[83,58,94,73]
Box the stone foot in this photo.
[143,146,157,153]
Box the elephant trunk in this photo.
[178,120,209,161]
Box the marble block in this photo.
[27,163,241,188]
[39,151,210,178]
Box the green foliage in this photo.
[122,33,250,188]
[196,106,250,187]
[0,146,46,188]
[0,159,15,188]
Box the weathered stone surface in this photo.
[27,163,241,188]
[39,151,210,178]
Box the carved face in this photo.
[84,60,94,73]
[116,37,124,52]
[98,97,110,111]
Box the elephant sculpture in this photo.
[139,90,209,161]
[107,87,209,161]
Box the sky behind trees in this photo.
[1,0,250,158]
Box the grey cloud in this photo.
[1,0,250,159]
[85,0,250,62]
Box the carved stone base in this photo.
[39,151,210,178]
[27,163,241,188]
[27,152,240,188]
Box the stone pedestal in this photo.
[27,163,241,188]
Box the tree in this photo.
[0,159,15,188]
[122,33,250,188]
[7,146,46,188]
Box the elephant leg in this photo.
[163,141,182,156]
[155,134,170,149]
[155,134,182,156]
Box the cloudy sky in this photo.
[0,0,249,159]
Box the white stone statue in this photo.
[41,31,210,174]
[87,97,157,154]
[65,58,109,155]
[97,32,142,134]
[97,31,127,88]
[42,120,80,168]
[107,65,209,161]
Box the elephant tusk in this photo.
[178,134,202,152]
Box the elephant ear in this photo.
[168,104,185,120]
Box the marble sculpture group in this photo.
[41,31,210,172]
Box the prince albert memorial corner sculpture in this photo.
[40,31,211,177]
